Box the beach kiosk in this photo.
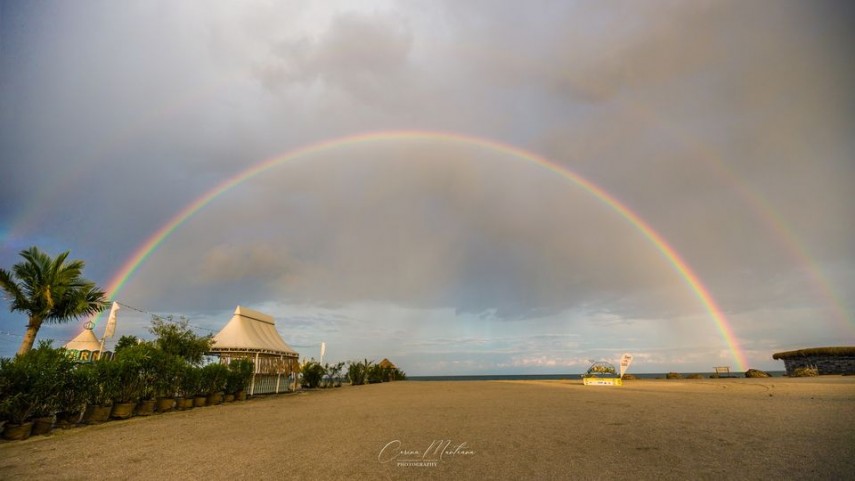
[581,361,623,386]
[581,353,633,386]
[210,306,300,395]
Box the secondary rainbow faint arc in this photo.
[94,130,748,370]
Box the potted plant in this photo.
[135,345,164,416]
[0,391,35,440]
[56,364,95,428]
[177,364,200,409]
[223,367,237,403]
[0,370,9,434]
[111,344,151,419]
[226,359,254,401]
[81,360,118,424]
[31,345,76,435]
[200,363,229,405]
[153,354,184,413]
[188,366,208,408]
[0,342,74,439]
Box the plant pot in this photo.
[56,411,83,429]
[83,404,113,424]
[180,397,194,410]
[236,391,247,401]
[224,393,235,403]
[136,399,156,416]
[31,416,55,435]
[194,395,207,407]
[206,392,224,406]
[157,397,175,413]
[111,402,135,419]
[2,422,34,441]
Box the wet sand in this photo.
[1,377,853,480]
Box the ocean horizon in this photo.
[408,371,787,381]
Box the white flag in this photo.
[103,302,120,339]
[619,353,633,378]
[320,341,326,359]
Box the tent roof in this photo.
[64,327,102,352]
[211,306,298,357]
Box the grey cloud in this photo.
[255,13,414,103]
[2,1,852,367]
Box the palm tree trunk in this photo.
[17,318,42,355]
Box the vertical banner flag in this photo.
[103,301,120,339]
[619,353,633,378]
[320,342,326,363]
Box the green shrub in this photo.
[301,361,326,388]
[149,317,213,366]
[112,342,161,403]
[367,364,384,383]
[226,359,254,394]
[114,335,139,353]
[686,374,704,379]
[348,359,371,385]
[76,360,119,405]
[199,363,229,395]
[180,365,202,398]
[152,353,187,398]
[665,372,682,379]
[57,364,97,417]
[323,362,345,387]
[0,341,76,423]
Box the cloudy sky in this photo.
[1,1,852,374]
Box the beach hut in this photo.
[210,306,300,395]
[379,358,400,381]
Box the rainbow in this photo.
[620,100,853,337]
[92,130,748,370]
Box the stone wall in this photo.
[778,356,855,376]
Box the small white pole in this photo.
[250,351,260,396]
[275,355,282,393]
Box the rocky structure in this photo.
[772,347,855,376]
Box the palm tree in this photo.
[0,246,108,355]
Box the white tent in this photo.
[210,306,299,395]
[63,323,107,361]
[211,306,298,356]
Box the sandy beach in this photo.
[1,377,853,480]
